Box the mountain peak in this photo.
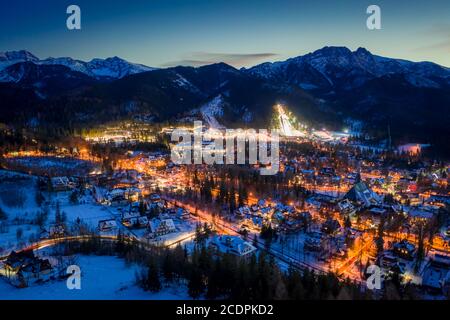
[355,47,371,56]
[105,56,126,62]
[311,46,352,56]
[202,62,236,70]
[196,62,238,74]
[0,50,39,62]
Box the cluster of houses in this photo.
[96,192,190,241]
[236,199,312,234]
[234,195,352,260]
[333,175,447,234]
[375,239,450,295]
[36,175,79,192]
[231,168,448,275]
[40,224,67,239]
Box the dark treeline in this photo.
[57,235,386,300]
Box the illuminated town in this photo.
[0,102,448,300]
[1,1,450,303]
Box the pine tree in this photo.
[162,251,174,283]
[229,184,236,213]
[231,260,252,299]
[272,268,288,299]
[286,267,305,299]
[375,217,385,256]
[0,207,7,220]
[252,234,258,247]
[198,246,213,273]
[264,236,272,251]
[47,179,53,192]
[194,223,206,247]
[35,191,44,207]
[256,252,271,299]
[146,262,161,292]
[415,223,425,272]
[138,200,146,215]
[238,184,248,207]
[115,230,125,255]
[206,258,221,299]
[188,271,205,299]
[172,244,187,280]
[69,191,78,204]
[55,201,62,224]
[344,216,352,229]
[218,181,227,205]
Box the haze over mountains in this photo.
[0,46,449,155]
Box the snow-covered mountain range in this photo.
[0,50,156,81]
[1,47,449,88]
[246,46,450,90]
[0,46,449,156]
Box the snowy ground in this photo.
[50,191,115,229]
[0,169,200,253]
[0,170,39,219]
[0,171,42,253]
[0,169,195,299]
[0,170,120,254]
[0,255,189,300]
[0,224,41,255]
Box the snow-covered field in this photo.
[0,171,42,253]
[0,170,38,218]
[0,224,41,254]
[0,170,118,254]
[0,255,189,300]
[48,191,114,229]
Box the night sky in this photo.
[1,0,449,67]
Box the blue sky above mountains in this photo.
[1,0,449,68]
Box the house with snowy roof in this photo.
[50,176,72,192]
[236,206,251,218]
[49,224,66,238]
[392,240,416,260]
[338,199,356,215]
[304,232,323,252]
[406,207,435,223]
[175,207,190,219]
[107,188,128,205]
[149,193,161,202]
[257,199,267,208]
[344,181,381,208]
[2,251,53,288]
[98,219,118,232]
[209,235,256,259]
[149,218,176,237]
[421,253,450,294]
